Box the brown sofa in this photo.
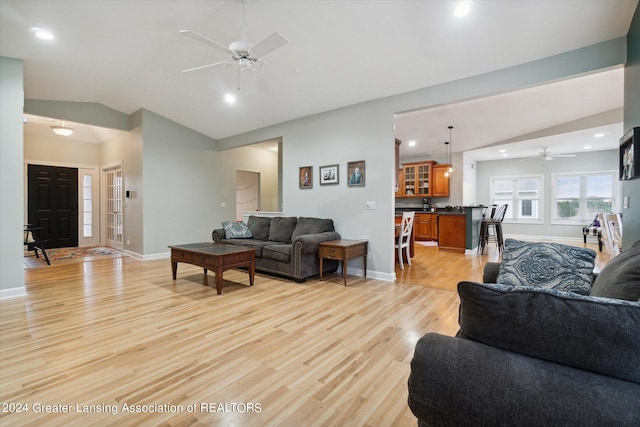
[213,215,341,282]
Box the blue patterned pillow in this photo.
[496,239,596,295]
[221,221,252,239]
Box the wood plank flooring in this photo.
[2,240,606,426]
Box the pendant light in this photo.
[447,125,454,174]
[444,141,451,177]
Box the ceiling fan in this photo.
[521,148,577,161]
[179,0,288,94]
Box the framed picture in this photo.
[299,166,313,189]
[347,160,365,186]
[319,164,339,185]
[619,127,639,181]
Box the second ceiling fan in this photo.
[521,148,577,161]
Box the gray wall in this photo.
[476,150,618,239]
[0,57,24,295]
[622,4,640,250]
[217,38,627,278]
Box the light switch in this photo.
[365,202,377,210]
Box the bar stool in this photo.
[478,204,507,254]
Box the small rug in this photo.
[43,246,121,262]
[416,241,438,247]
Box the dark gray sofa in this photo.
[408,240,640,426]
[212,215,341,282]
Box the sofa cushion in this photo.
[590,240,640,301]
[457,280,640,384]
[497,239,596,295]
[268,217,298,243]
[221,239,272,257]
[262,244,292,263]
[247,216,272,241]
[221,221,252,239]
[291,217,335,240]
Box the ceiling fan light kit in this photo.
[180,0,289,95]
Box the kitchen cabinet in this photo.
[438,214,466,253]
[415,213,438,241]
[401,161,434,197]
[431,164,451,197]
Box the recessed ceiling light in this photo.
[584,145,592,149]
[594,133,604,138]
[499,149,506,153]
[502,153,509,157]
[454,1,471,17]
[29,27,54,40]
[224,93,236,104]
[408,140,416,147]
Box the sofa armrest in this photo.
[293,231,341,254]
[408,333,640,427]
[483,261,501,283]
[212,228,226,243]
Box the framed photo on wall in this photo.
[347,160,365,186]
[319,164,339,185]
[620,127,639,181]
[299,166,313,189]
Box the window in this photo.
[82,174,93,237]
[489,175,543,222]
[552,171,617,223]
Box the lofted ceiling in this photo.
[1,0,637,159]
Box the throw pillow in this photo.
[247,215,272,240]
[590,240,640,301]
[268,217,298,243]
[496,239,596,295]
[457,281,640,384]
[221,221,252,239]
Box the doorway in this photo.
[103,165,123,249]
[236,170,260,221]
[27,164,79,249]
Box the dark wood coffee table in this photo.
[169,243,256,295]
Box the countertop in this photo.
[395,206,486,216]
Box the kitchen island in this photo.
[437,206,485,253]
[395,206,486,256]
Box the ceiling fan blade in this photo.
[182,61,233,73]
[250,32,288,58]
[179,30,233,56]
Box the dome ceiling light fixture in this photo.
[50,123,74,136]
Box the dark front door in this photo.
[28,164,79,249]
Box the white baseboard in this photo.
[0,286,27,299]
[121,250,170,261]
[335,266,394,282]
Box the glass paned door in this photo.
[105,167,123,249]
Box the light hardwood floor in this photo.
[2,240,606,426]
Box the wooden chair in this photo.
[599,213,623,257]
[24,225,50,265]
[395,211,415,270]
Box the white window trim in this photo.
[489,174,544,224]
[550,170,618,225]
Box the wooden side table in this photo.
[319,239,368,286]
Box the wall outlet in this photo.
[365,201,377,210]
[220,202,227,208]
[126,238,131,246]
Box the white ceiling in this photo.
[1,0,637,159]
